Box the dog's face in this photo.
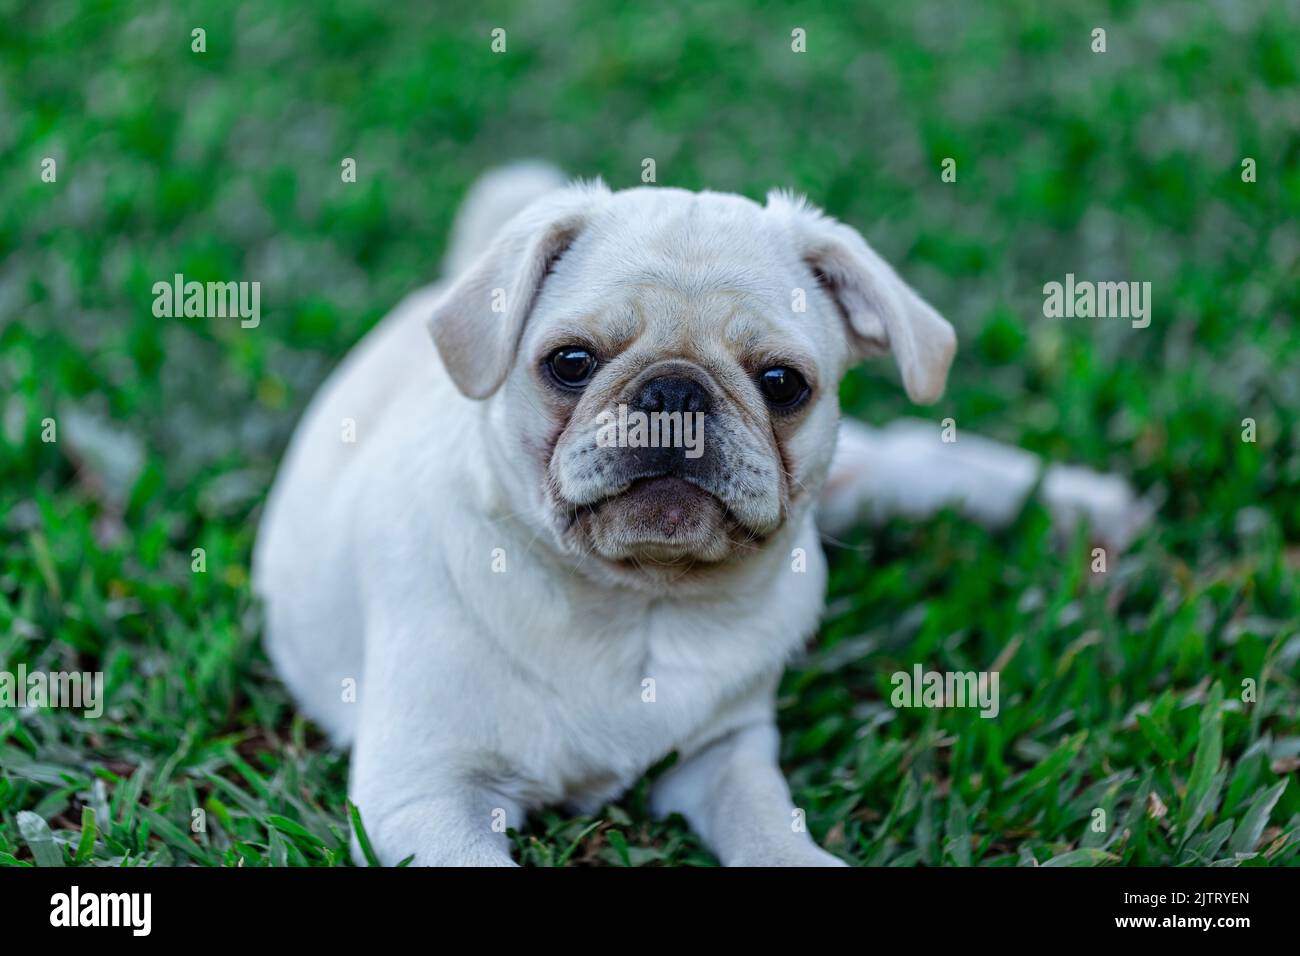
[430,184,955,587]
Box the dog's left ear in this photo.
[767,191,956,404]
[429,182,608,399]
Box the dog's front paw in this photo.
[349,807,519,867]
[729,844,849,867]
[793,845,850,867]
[351,835,519,867]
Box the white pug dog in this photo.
[254,163,1145,866]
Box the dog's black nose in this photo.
[633,376,711,415]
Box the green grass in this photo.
[2,0,1298,866]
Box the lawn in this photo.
[1,0,1297,866]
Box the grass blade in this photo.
[1179,683,1224,831]
[1228,779,1289,857]
[17,811,63,867]
[347,800,380,867]
[1042,848,1117,867]
[74,806,97,864]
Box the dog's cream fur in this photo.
[254,164,1144,866]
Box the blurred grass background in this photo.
[1,0,1298,866]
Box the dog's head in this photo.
[429,182,955,586]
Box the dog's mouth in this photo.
[561,474,763,567]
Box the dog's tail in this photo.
[442,161,568,278]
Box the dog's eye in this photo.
[758,367,809,408]
[548,347,598,387]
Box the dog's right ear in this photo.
[429,182,607,399]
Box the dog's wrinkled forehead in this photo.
[428,179,955,404]
[523,188,832,362]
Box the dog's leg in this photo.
[348,739,522,867]
[651,722,846,867]
[347,630,522,866]
[818,418,1150,551]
